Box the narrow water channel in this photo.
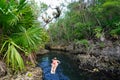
[37,51,80,80]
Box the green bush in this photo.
[110,22,120,38]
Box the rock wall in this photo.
[46,41,120,72]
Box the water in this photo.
[37,51,120,80]
[37,51,80,80]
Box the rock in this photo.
[65,44,74,51]
[36,49,49,55]
[0,67,43,80]
[22,67,42,80]
[93,68,99,72]
[49,45,65,51]
[101,45,120,59]
[0,61,7,77]
[46,41,120,73]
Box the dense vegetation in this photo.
[0,0,49,73]
[48,0,120,43]
[0,0,120,76]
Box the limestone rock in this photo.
[36,49,49,55]
[0,61,7,77]
[0,67,43,80]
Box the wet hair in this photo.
[54,57,57,60]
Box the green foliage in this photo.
[49,0,120,42]
[49,1,97,42]
[94,27,103,39]
[11,27,49,54]
[0,0,49,73]
[99,42,105,48]
[75,39,94,54]
[76,39,89,48]
[40,3,48,12]
[0,40,25,72]
[92,0,120,37]
[27,72,32,77]
[0,0,31,33]
[102,1,120,26]
[74,22,95,40]
[67,2,80,11]
[110,22,120,38]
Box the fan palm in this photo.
[0,39,25,71]
[0,0,49,72]
[11,26,49,66]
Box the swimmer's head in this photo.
[54,57,57,60]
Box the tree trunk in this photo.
[27,52,37,67]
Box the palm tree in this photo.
[0,0,49,72]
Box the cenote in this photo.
[37,51,80,80]
[37,51,119,80]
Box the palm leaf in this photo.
[0,0,34,34]
[1,40,25,71]
[11,45,24,70]
[0,40,8,54]
[11,27,44,54]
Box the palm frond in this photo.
[11,27,45,54]
[1,40,25,71]
[0,0,34,34]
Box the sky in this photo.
[35,0,88,4]
[35,0,64,7]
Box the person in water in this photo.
[51,57,60,74]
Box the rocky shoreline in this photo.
[0,49,50,80]
[0,40,120,80]
[0,67,43,80]
[45,40,120,78]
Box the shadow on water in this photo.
[37,51,80,80]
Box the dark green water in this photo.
[37,51,80,80]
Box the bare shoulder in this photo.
[57,60,60,63]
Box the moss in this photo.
[27,73,32,77]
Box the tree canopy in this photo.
[48,0,120,43]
